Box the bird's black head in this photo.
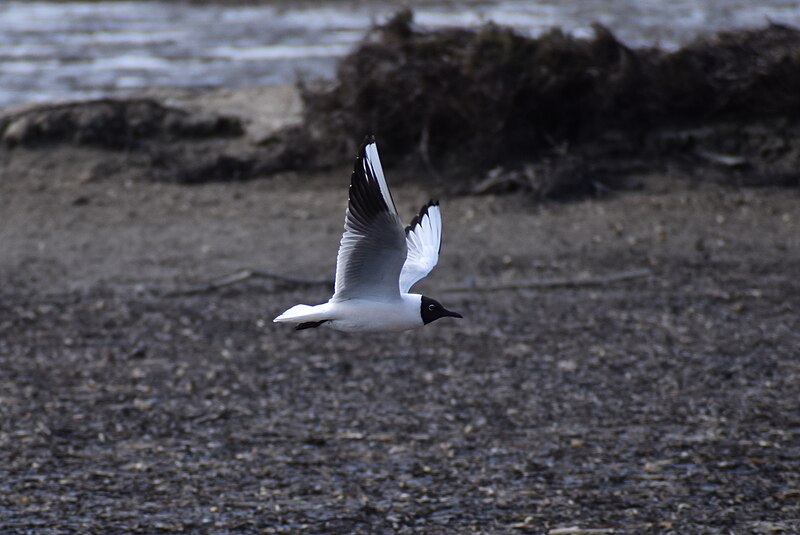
[420,296,463,325]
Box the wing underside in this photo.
[332,136,407,302]
[399,200,442,293]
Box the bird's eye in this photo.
[428,304,436,311]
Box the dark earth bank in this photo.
[3,17,800,198]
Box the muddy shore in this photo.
[1,83,799,532]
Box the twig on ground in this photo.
[441,268,651,293]
[167,268,332,296]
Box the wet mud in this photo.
[1,166,798,532]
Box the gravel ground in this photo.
[1,148,799,533]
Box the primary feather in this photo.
[332,135,406,302]
[400,201,442,293]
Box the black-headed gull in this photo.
[274,136,462,332]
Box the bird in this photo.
[274,135,462,333]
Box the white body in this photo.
[275,294,424,333]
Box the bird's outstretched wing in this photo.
[399,200,442,293]
[332,136,407,302]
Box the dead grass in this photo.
[291,11,800,195]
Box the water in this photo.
[1,0,799,108]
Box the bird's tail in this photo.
[273,304,329,324]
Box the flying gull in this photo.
[274,135,462,332]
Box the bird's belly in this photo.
[325,299,421,333]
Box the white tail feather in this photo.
[273,304,327,323]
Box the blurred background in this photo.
[1,1,798,533]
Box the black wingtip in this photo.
[355,135,377,166]
[348,133,394,225]
[405,199,440,235]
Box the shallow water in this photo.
[1,0,799,108]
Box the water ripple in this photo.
[1,0,799,108]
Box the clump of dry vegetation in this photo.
[292,11,800,195]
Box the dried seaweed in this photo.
[291,12,800,194]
